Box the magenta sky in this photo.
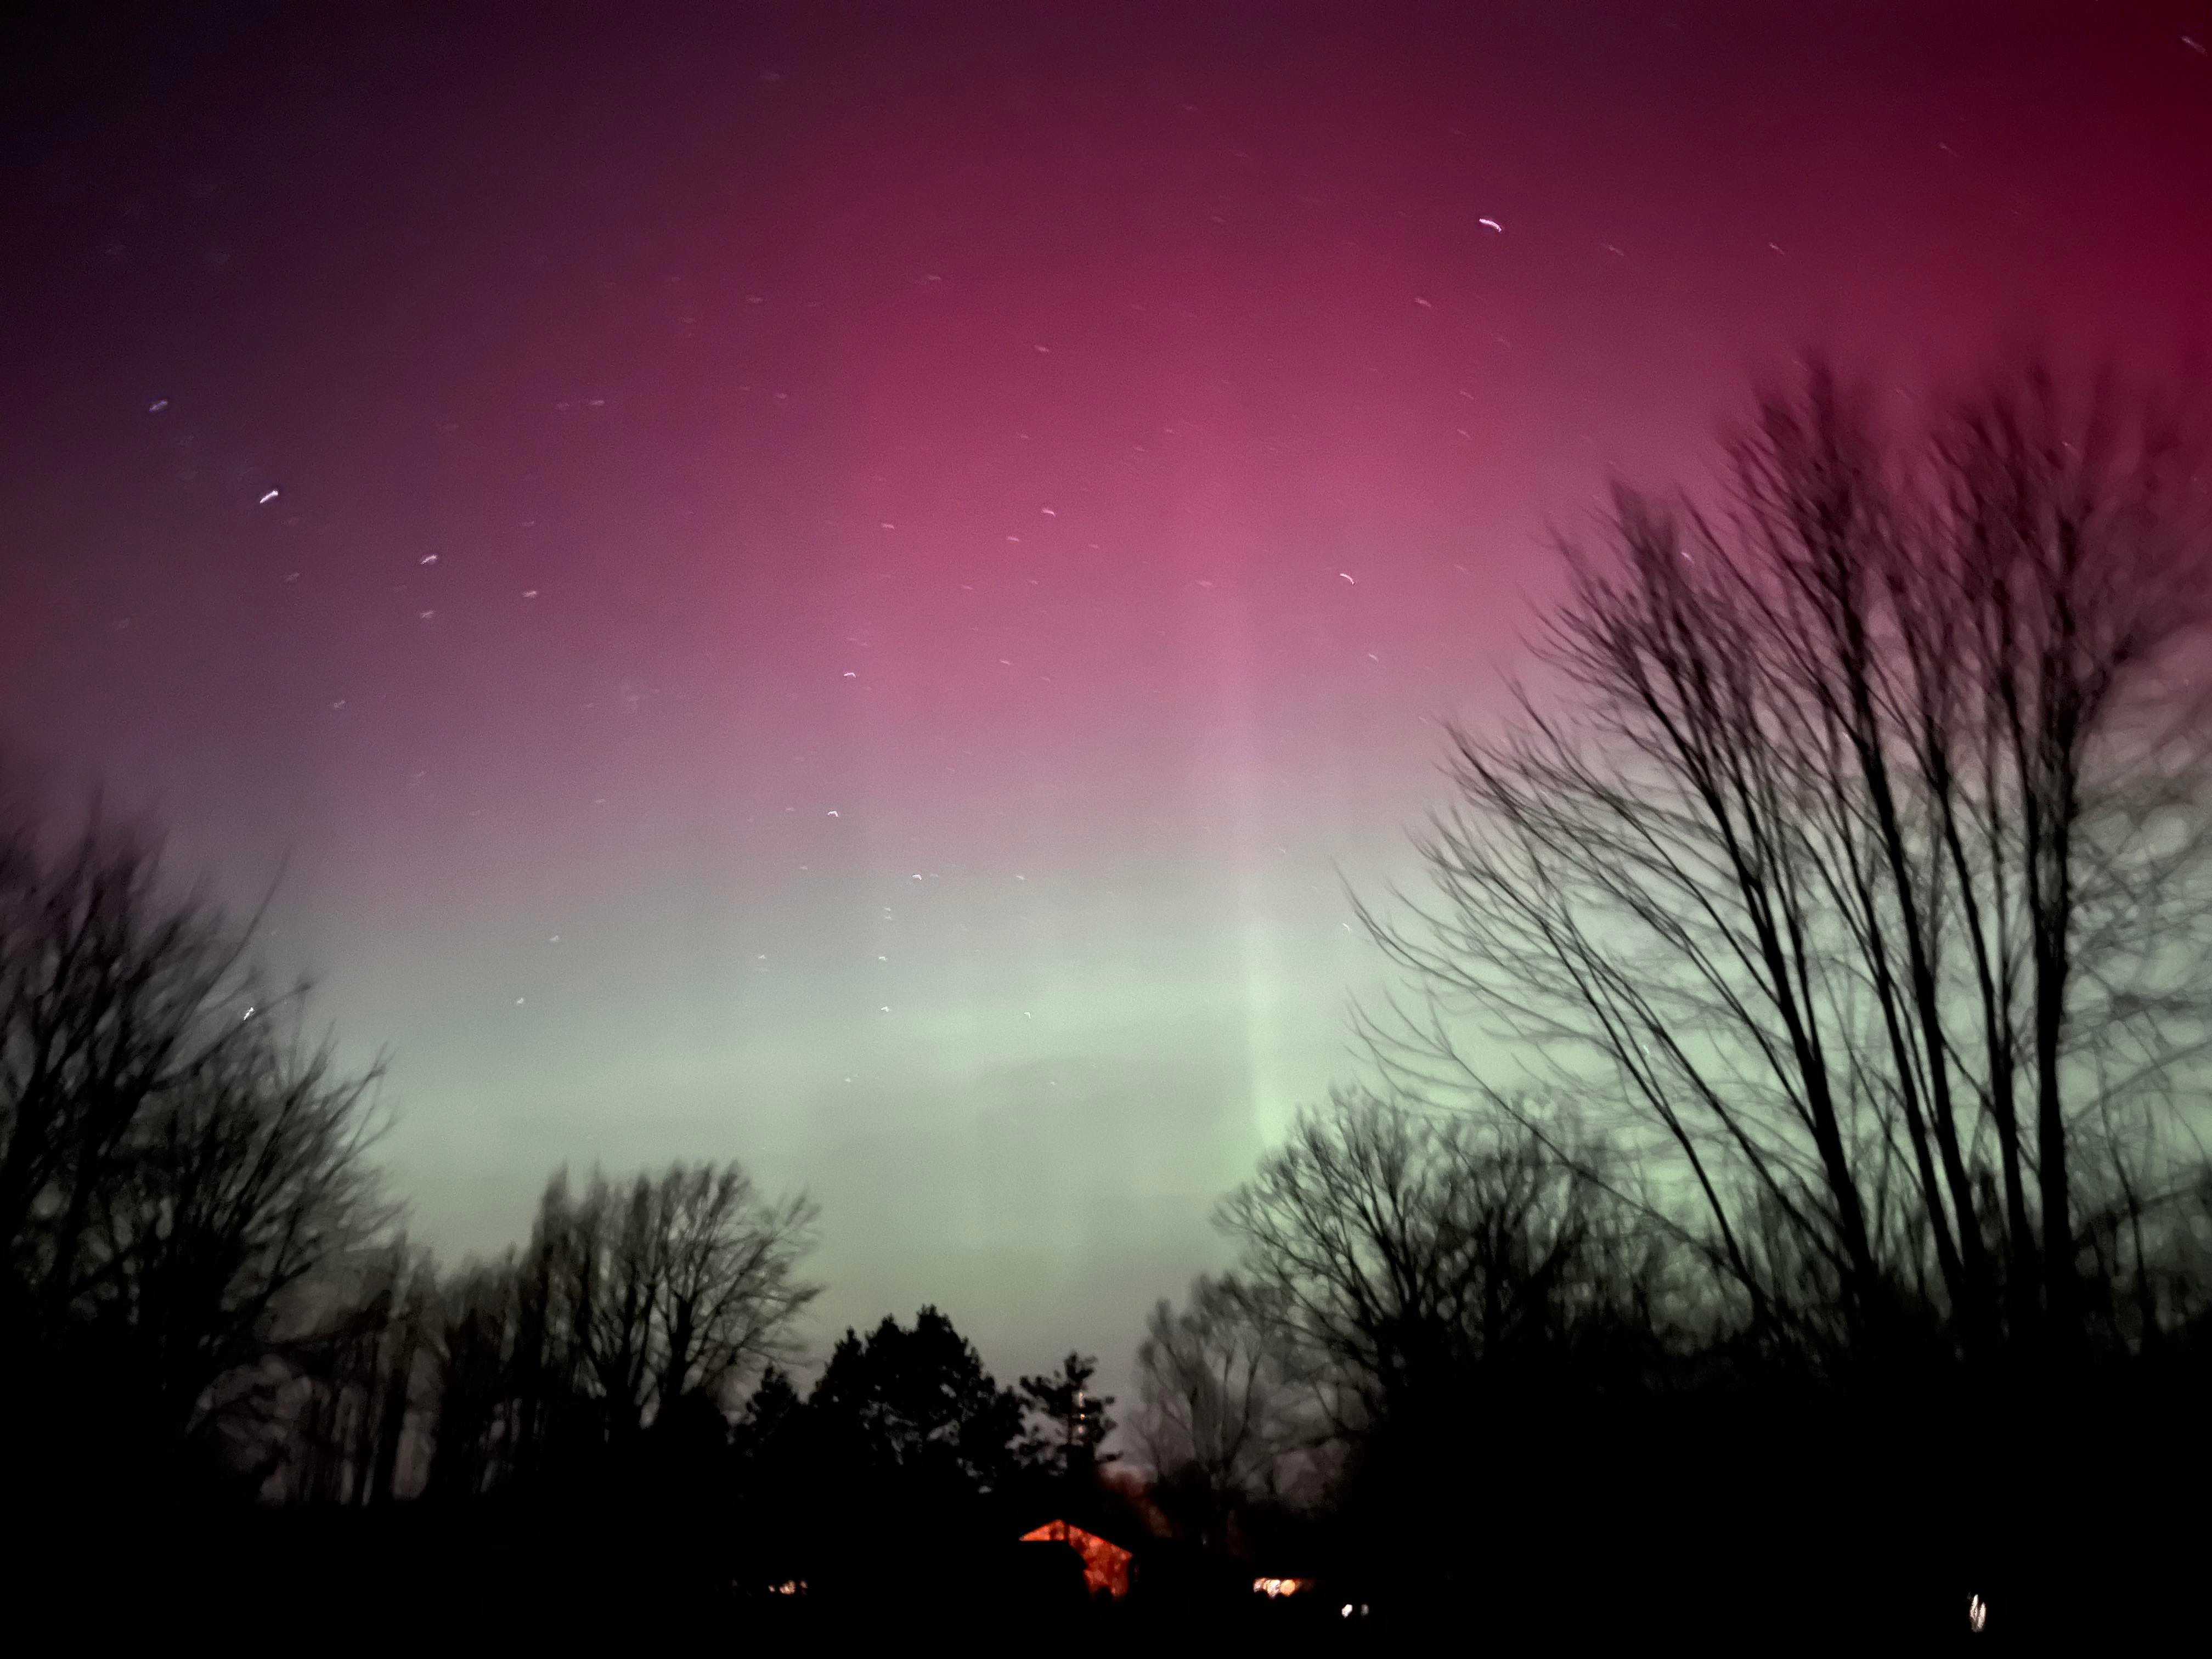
[5,2,2210,1402]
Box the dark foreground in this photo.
[29,1494,2199,1651]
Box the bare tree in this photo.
[97,1024,394,1469]
[422,1254,530,1499]
[646,1163,816,1425]
[1,809,258,1339]
[1357,357,2212,1364]
[0,801,394,1492]
[269,1238,441,1504]
[1212,1088,1657,1440]
[423,1159,819,1492]
[1133,1274,1291,1549]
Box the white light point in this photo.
[258,490,280,505]
[1478,217,1503,233]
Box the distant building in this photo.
[1019,1519,1133,1598]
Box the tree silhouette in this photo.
[273,1238,439,1504]
[0,799,393,1500]
[1017,1351,1117,1488]
[732,1362,804,1464]
[1133,1276,1292,1551]
[1357,357,2212,1367]
[419,1160,817,1496]
[1214,1087,1661,1441]
[806,1306,1025,1499]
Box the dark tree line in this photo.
[1131,356,2212,1643]
[212,1154,825,1517]
[0,794,1130,1633]
[12,349,2209,1643]
[399,1160,820,1502]
[0,782,1128,1634]
[730,1316,1125,1570]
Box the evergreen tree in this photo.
[806,1307,1025,1499]
[1017,1351,1118,1487]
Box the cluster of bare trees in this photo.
[278,1240,439,1505]
[1133,1091,1673,1546]
[1355,359,2212,1367]
[264,1162,820,1505]
[1135,1278,1299,1551]
[0,783,823,1511]
[408,1163,819,1500]
[0,804,395,1496]
[1131,359,2212,1612]
[241,1163,822,1507]
[1213,1090,1669,1419]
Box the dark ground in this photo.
[26,1376,2209,1655]
[26,1498,2189,1651]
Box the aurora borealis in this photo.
[5,2,2209,1398]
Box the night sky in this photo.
[6,2,2209,1400]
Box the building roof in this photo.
[1019,1519,1133,1598]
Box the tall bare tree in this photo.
[0,800,393,1492]
[1357,357,2211,1363]
[270,1238,440,1505]
[1133,1274,1291,1549]
[422,1159,819,1492]
[1212,1088,1658,1437]
[422,1254,531,1499]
